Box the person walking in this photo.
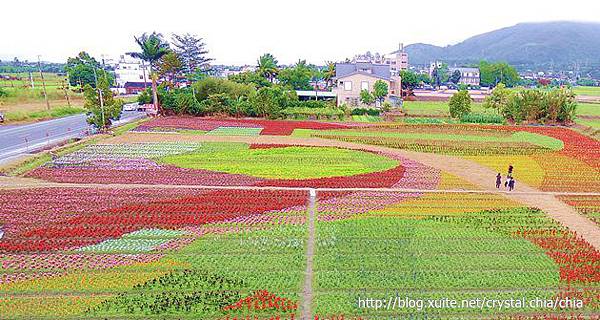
[496,173,502,189]
[508,178,515,191]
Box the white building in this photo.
[384,43,409,76]
[114,55,152,88]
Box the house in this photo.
[449,67,480,86]
[114,55,152,88]
[124,82,149,94]
[333,62,401,107]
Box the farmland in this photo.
[0,117,598,319]
[0,73,85,122]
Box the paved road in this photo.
[0,111,145,163]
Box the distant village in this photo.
[86,42,594,107]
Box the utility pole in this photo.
[61,80,71,107]
[29,71,34,89]
[37,55,50,110]
[92,66,106,131]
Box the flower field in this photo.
[314,191,600,318]
[293,123,600,192]
[134,117,360,135]
[1,117,599,318]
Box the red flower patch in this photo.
[223,290,298,312]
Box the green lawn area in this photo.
[160,142,399,179]
[573,86,600,96]
[402,101,490,116]
[577,103,600,117]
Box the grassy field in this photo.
[577,103,600,117]
[0,72,84,122]
[573,86,600,96]
[3,105,85,122]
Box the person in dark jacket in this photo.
[496,173,502,189]
[508,178,515,191]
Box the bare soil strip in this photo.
[301,189,316,320]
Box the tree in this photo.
[418,73,431,85]
[277,59,313,90]
[373,80,389,104]
[251,85,297,119]
[128,32,171,115]
[157,51,183,88]
[449,90,472,118]
[500,87,577,124]
[83,73,122,130]
[360,89,375,105]
[479,61,520,87]
[399,70,419,90]
[171,33,212,77]
[229,71,271,88]
[193,77,255,102]
[257,53,279,83]
[483,83,512,113]
[450,69,462,84]
[66,52,113,89]
[323,61,336,89]
[431,63,449,88]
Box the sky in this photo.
[2,0,600,65]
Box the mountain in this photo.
[401,21,600,68]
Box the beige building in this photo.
[384,43,409,76]
[449,67,481,86]
[333,62,401,107]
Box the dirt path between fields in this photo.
[301,189,316,320]
[101,133,600,250]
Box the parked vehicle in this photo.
[122,103,140,112]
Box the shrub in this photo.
[193,77,254,102]
[287,100,334,109]
[449,90,472,118]
[360,89,374,105]
[494,87,577,124]
[136,89,152,104]
[281,107,344,120]
[351,108,380,116]
[460,112,505,124]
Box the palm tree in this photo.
[257,53,278,83]
[128,32,170,115]
[323,61,336,89]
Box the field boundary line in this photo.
[1,179,600,196]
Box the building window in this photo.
[344,81,352,91]
[139,75,143,80]
[361,81,369,91]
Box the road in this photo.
[0,110,145,163]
